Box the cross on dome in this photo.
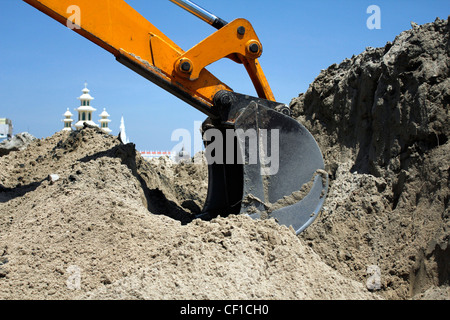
[83,82,90,92]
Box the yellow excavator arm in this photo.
[22,0,328,235]
[23,0,274,119]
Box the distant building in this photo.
[174,146,191,163]
[119,116,129,143]
[0,118,13,140]
[74,83,97,129]
[99,109,112,134]
[140,150,175,162]
[138,146,192,163]
[59,84,179,163]
[62,108,73,131]
[62,83,112,134]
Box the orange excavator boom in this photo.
[23,0,274,119]
[21,0,328,234]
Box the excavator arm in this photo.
[23,0,273,119]
[22,0,328,234]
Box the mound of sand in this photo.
[290,17,449,299]
[0,127,377,300]
[0,132,37,157]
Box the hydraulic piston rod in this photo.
[169,0,228,29]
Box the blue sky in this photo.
[0,0,448,153]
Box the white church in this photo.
[62,83,112,134]
[62,83,183,162]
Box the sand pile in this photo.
[290,17,449,299]
[0,132,37,157]
[0,126,377,300]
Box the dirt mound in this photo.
[0,132,37,157]
[0,126,378,300]
[290,17,449,299]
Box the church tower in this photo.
[74,83,97,129]
[119,116,129,143]
[62,108,73,131]
[99,108,112,134]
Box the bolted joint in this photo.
[176,58,193,74]
[237,26,246,36]
[275,104,292,117]
[181,61,191,72]
[249,43,259,53]
[245,40,262,57]
[213,90,236,110]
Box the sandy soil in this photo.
[291,17,449,300]
[0,128,378,300]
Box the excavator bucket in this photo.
[198,94,328,234]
